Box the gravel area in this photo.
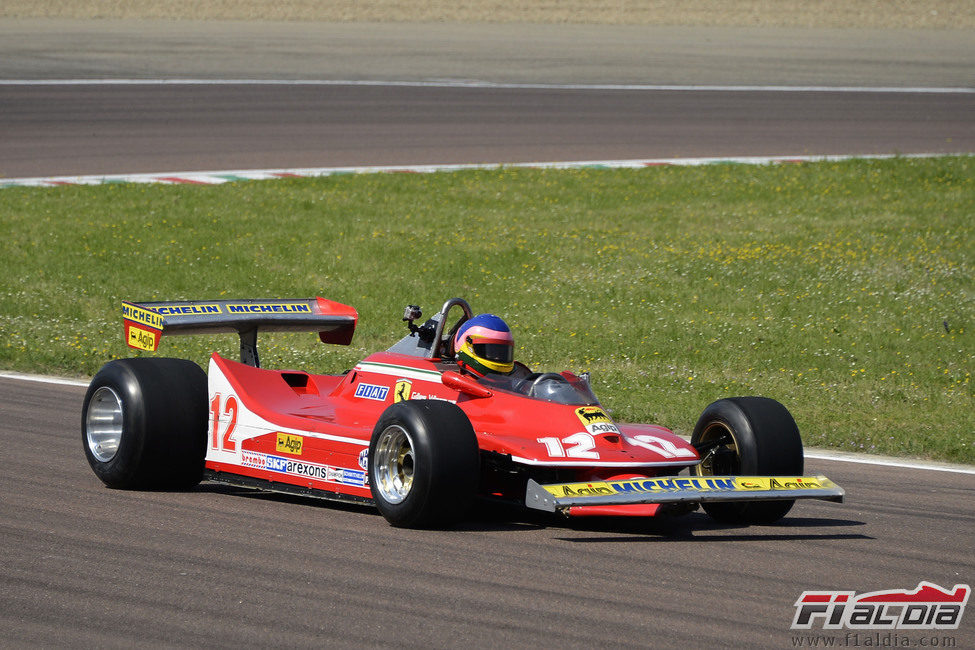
[3,0,973,29]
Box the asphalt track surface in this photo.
[1,20,973,178]
[2,83,974,178]
[2,20,974,648]
[3,376,974,647]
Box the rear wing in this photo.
[121,297,357,367]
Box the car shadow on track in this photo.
[191,482,378,515]
[191,483,552,532]
[552,511,872,543]
[188,484,870,538]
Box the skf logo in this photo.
[276,433,303,455]
[266,456,289,472]
[393,380,412,403]
[575,406,611,426]
[791,582,970,630]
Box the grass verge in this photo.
[1,157,971,462]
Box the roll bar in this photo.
[430,297,474,359]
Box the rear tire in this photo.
[690,397,803,524]
[82,358,207,489]
[369,400,479,528]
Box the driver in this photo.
[453,313,515,376]
[453,313,591,403]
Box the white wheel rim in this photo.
[86,386,123,462]
[373,424,415,504]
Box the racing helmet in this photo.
[453,313,514,375]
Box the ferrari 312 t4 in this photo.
[81,296,844,528]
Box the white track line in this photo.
[1,79,972,93]
[0,371,88,387]
[805,452,975,476]
[3,371,971,475]
[2,153,967,189]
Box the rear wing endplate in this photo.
[525,475,844,513]
[121,298,357,367]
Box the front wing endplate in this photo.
[525,475,845,513]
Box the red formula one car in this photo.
[82,296,844,528]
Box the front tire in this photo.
[82,358,207,489]
[369,400,479,528]
[691,397,803,524]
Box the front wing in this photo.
[525,475,844,513]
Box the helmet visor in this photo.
[473,342,513,364]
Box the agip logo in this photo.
[275,433,303,455]
[574,406,619,436]
[791,581,970,630]
[575,406,612,426]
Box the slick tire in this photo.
[690,397,804,524]
[369,400,479,528]
[82,357,208,489]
